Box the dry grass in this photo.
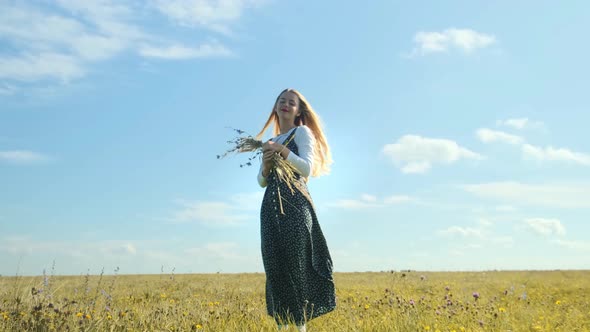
[1,270,589,331]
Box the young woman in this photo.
[256,88,336,331]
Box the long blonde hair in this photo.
[256,88,333,177]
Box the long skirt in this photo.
[260,173,336,325]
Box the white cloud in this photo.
[524,218,566,236]
[0,236,138,257]
[360,193,377,202]
[186,242,241,260]
[0,4,130,82]
[151,0,264,34]
[170,201,250,225]
[522,144,590,166]
[328,199,379,210]
[383,195,412,204]
[228,192,264,210]
[438,226,483,238]
[477,218,493,227]
[491,236,514,248]
[497,118,544,130]
[0,150,50,164]
[382,135,484,174]
[0,1,254,86]
[551,239,590,251]
[139,42,232,59]
[462,182,590,208]
[168,192,262,224]
[476,128,523,145]
[411,28,496,56]
[101,243,137,255]
[328,194,414,209]
[0,53,85,82]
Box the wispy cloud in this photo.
[139,42,233,59]
[408,28,496,57]
[168,192,262,225]
[438,226,483,238]
[522,144,590,166]
[477,119,587,166]
[551,239,590,251]
[327,194,414,209]
[524,218,566,236]
[438,219,514,251]
[169,201,250,225]
[383,135,483,174]
[151,0,265,34]
[185,242,242,260]
[0,235,137,257]
[476,128,524,145]
[0,150,50,164]
[0,1,249,87]
[0,53,85,82]
[462,182,590,208]
[496,118,544,130]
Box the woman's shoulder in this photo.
[296,125,313,136]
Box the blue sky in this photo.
[1,1,589,276]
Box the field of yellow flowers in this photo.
[1,270,588,331]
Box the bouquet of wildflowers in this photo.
[217,128,301,213]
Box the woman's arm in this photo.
[258,126,315,184]
[285,126,315,178]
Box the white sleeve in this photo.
[286,126,315,178]
[257,162,267,188]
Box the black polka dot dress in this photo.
[260,129,336,325]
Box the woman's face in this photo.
[274,91,300,126]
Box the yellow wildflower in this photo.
[76,312,83,318]
[499,307,506,312]
[364,304,370,310]
[85,314,92,320]
[423,326,430,331]
[555,300,561,305]
[195,324,203,330]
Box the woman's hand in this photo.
[261,140,290,177]
[262,141,280,177]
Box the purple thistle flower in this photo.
[409,299,415,305]
[473,292,480,300]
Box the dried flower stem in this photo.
[218,127,302,216]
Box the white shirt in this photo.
[257,125,315,188]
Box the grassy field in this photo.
[1,270,588,331]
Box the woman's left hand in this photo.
[262,141,283,153]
